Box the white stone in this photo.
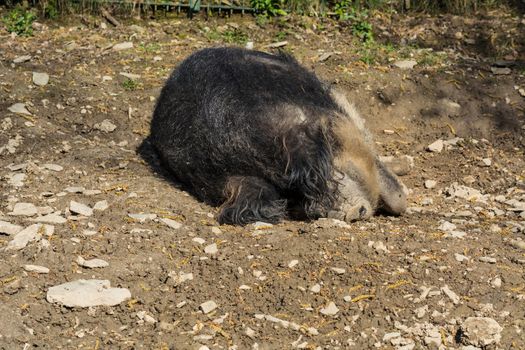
[8,103,32,116]
[204,243,218,255]
[510,239,525,250]
[383,332,401,342]
[113,42,133,51]
[192,237,205,244]
[42,163,63,171]
[46,279,131,307]
[479,256,497,264]
[394,60,417,69]
[331,267,346,274]
[288,260,299,268]
[8,173,25,187]
[9,202,38,216]
[31,212,67,224]
[454,253,470,262]
[93,200,109,211]
[70,201,93,217]
[200,300,218,314]
[310,284,321,293]
[23,264,50,273]
[480,158,492,167]
[13,55,31,63]
[211,226,222,234]
[128,213,157,222]
[32,72,49,86]
[245,326,256,338]
[441,285,460,304]
[119,72,140,80]
[320,301,339,316]
[490,277,502,288]
[94,119,116,132]
[424,180,437,189]
[65,186,85,193]
[136,310,157,323]
[6,224,53,250]
[460,317,503,347]
[76,256,109,268]
[0,220,23,235]
[160,217,183,229]
[427,139,444,153]
[169,271,193,285]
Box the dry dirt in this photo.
[1,7,525,350]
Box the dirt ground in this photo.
[1,6,525,350]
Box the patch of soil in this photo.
[1,8,524,350]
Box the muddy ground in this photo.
[1,6,525,350]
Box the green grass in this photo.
[121,79,140,91]
[2,6,36,36]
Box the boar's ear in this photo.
[218,176,287,225]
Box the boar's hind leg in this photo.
[218,176,287,226]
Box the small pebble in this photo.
[320,301,339,316]
[23,264,50,274]
[70,201,93,217]
[204,243,218,255]
[200,300,218,314]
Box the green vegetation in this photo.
[222,29,249,44]
[250,0,287,17]
[121,79,140,91]
[2,6,36,36]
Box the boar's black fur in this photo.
[150,47,406,225]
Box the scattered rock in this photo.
[8,103,32,116]
[70,201,93,217]
[7,173,25,187]
[42,163,63,171]
[32,72,49,86]
[137,310,157,324]
[393,60,417,69]
[160,217,183,229]
[192,237,205,244]
[169,271,193,285]
[424,180,437,189]
[509,239,525,250]
[31,212,67,224]
[93,119,117,132]
[479,256,497,264]
[427,139,444,153]
[46,279,131,307]
[128,213,157,222]
[200,300,218,314]
[7,224,53,250]
[490,67,511,75]
[9,202,38,217]
[13,55,31,63]
[266,41,288,48]
[76,256,109,268]
[113,42,133,51]
[310,284,321,293]
[479,158,492,167]
[441,285,460,304]
[320,301,339,316]
[23,264,50,273]
[93,200,109,211]
[0,220,23,235]
[204,243,218,255]
[318,52,334,62]
[288,260,299,268]
[460,317,503,347]
[120,72,141,80]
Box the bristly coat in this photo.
[150,47,407,225]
